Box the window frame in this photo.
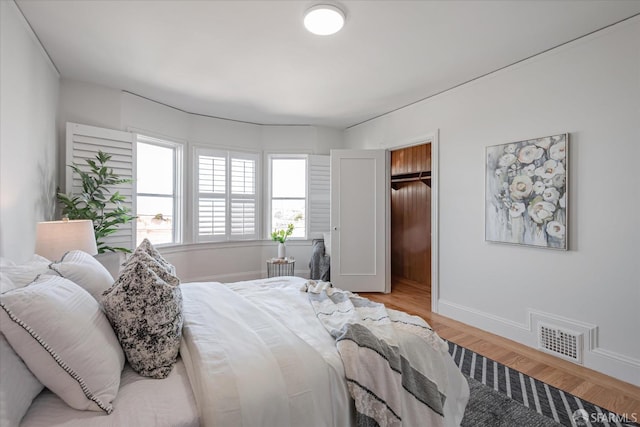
[134,134,184,246]
[193,146,261,242]
[266,153,309,240]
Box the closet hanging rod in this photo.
[391,171,431,189]
[391,171,431,182]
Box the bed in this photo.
[1,246,469,427]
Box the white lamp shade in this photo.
[35,220,98,261]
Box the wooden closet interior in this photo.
[390,143,431,306]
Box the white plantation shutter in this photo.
[230,155,257,238]
[195,148,259,241]
[308,155,330,238]
[197,151,226,239]
[230,199,255,236]
[66,122,135,251]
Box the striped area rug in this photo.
[447,341,639,427]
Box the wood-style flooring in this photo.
[360,277,640,416]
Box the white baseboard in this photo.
[438,299,640,387]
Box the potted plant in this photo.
[56,151,135,253]
[271,223,294,259]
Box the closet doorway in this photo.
[390,143,432,309]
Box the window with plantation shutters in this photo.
[267,154,330,240]
[197,151,226,238]
[195,148,259,241]
[66,122,135,252]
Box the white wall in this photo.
[345,18,640,385]
[56,79,122,194]
[160,240,314,283]
[57,83,343,280]
[57,84,343,176]
[0,1,59,262]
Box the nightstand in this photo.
[266,258,295,278]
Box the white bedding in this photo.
[180,277,355,427]
[19,276,467,427]
[20,359,198,427]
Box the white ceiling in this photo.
[16,1,640,129]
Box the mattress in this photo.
[20,358,198,427]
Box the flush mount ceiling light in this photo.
[304,4,345,36]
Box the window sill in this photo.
[157,239,315,254]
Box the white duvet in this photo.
[180,277,355,427]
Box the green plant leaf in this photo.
[271,223,295,243]
[56,150,135,254]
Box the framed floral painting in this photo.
[485,133,568,250]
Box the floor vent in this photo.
[538,323,583,364]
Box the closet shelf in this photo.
[391,171,431,190]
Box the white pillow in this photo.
[323,232,332,257]
[47,250,114,302]
[103,249,183,379]
[1,254,50,287]
[0,275,125,414]
[0,272,16,294]
[0,333,44,426]
[0,273,44,427]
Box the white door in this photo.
[330,149,389,292]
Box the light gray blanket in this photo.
[303,281,453,427]
[308,239,330,281]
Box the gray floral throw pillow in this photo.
[136,238,176,275]
[102,250,183,379]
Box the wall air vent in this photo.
[538,322,583,364]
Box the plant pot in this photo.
[278,242,286,259]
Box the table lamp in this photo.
[35,219,98,261]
